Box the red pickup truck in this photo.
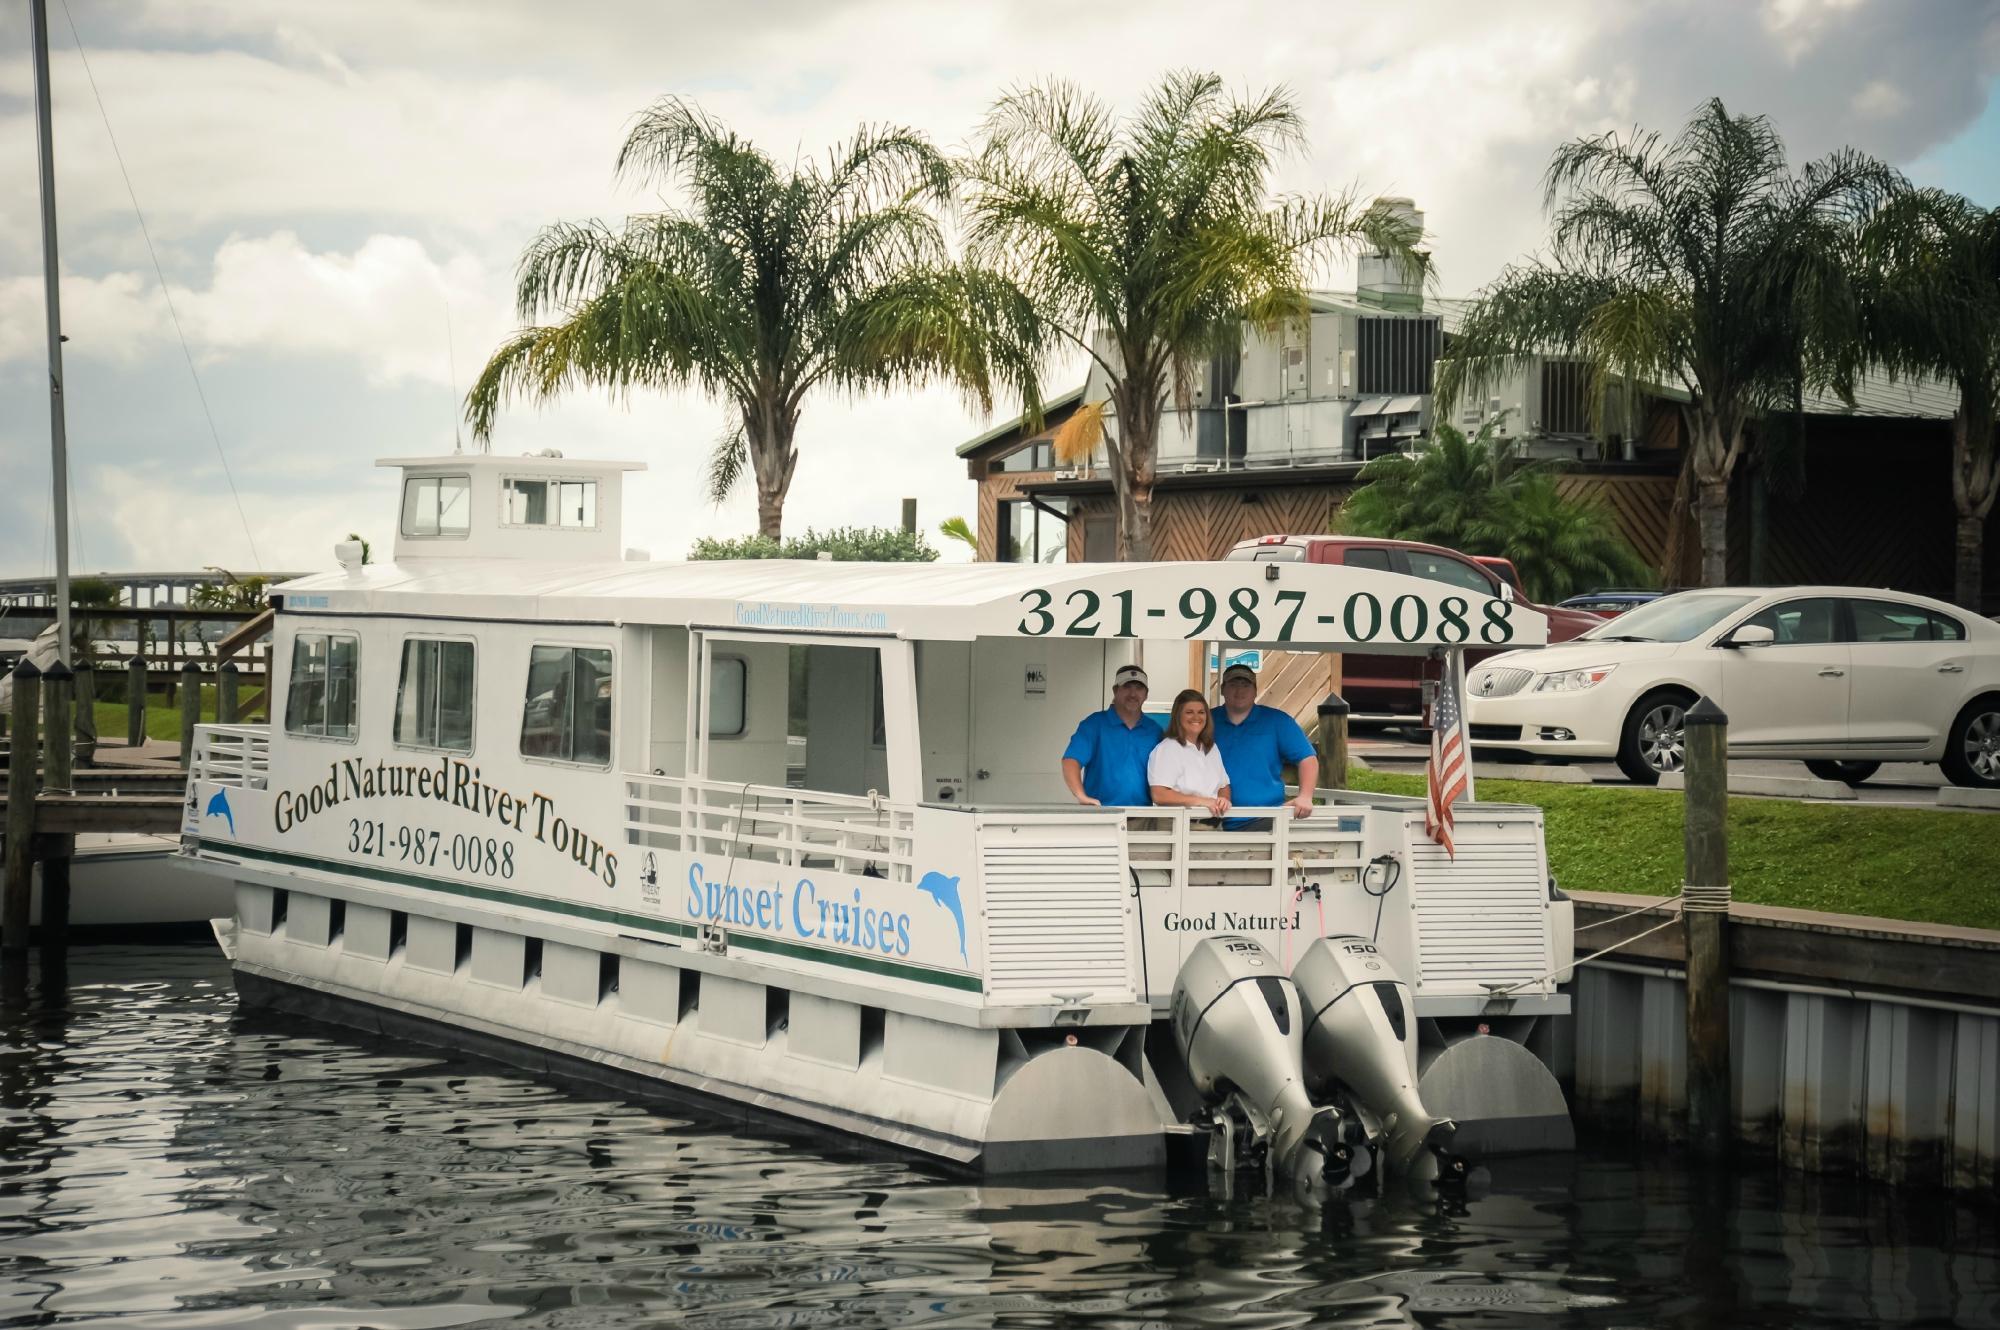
[1226,535,1604,718]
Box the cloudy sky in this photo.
[1,0,1995,579]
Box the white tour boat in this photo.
[178,452,1575,1187]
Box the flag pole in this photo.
[1448,646,1473,803]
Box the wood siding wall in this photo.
[1062,484,1352,562]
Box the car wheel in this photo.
[1616,690,1694,785]
[1941,697,2000,790]
[1803,760,1880,787]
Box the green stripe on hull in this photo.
[199,839,983,994]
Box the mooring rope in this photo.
[1483,881,1732,999]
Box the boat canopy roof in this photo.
[276,557,1548,654]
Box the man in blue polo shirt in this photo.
[1060,664,1163,806]
[1213,662,1318,823]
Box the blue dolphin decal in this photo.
[205,788,236,837]
[916,872,967,961]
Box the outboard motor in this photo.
[1293,935,1466,1182]
[1171,935,1364,1192]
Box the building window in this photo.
[996,497,1069,564]
[285,632,360,741]
[503,477,598,529]
[394,639,476,752]
[709,655,747,738]
[401,474,471,539]
[995,440,1057,474]
[520,645,613,766]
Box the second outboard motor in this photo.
[1171,935,1363,1192]
[1294,935,1466,1181]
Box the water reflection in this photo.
[0,946,1994,1329]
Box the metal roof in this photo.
[1641,372,1959,421]
[275,555,1548,652]
[953,385,1088,458]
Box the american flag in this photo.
[1425,672,1469,857]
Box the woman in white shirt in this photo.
[1147,689,1232,819]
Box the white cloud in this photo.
[178,232,499,386]
[0,231,505,387]
[0,268,166,364]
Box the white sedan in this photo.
[1464,586,2000,787]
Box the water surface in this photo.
[2,947,1994,1328]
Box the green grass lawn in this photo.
[91,698,266,743]
[1344,768,2000,932]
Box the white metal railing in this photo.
[1124,806,1364,895]
[190,723,272,789]
[624,774,916,882]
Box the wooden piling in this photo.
[178,661,201,770]
[1316,692,1351,790]
[127,654,148,747]
[1681,694,1732,1160]
[73,662,95,767]
[39,660,72,966]
[4,660,41,996]
[218,661,240,725]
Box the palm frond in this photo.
[705,423,749,505]
[1052,400,1106,465]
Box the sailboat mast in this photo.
[29,0,72,668]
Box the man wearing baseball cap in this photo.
[1213,662,1318,822]
[1060,663,1164,807]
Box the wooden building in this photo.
[959,361,1997,615]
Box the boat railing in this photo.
[623,773,916,882]
[189,723,272,790]
[1121,806,1367,898]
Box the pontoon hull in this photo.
[219,871,1178,1174]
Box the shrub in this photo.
[689,526,939,562]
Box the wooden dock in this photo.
[3,659,207,995]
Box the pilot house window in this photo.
[504,478,598,529]
[401,474,470,538]
[285,632,360,740]
[394,639,476,752]
[520,645,613,766]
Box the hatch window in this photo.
[401,474,471,539]
[520,645,613,766]
[503,477,598,529]
[285,632,360,741]
[394,639,476,752]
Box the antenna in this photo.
[444,292,466,454]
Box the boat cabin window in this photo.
[709,654,747,738]
[394,639,476,753]
[284,632,360,741]
[520,645,613,766]
[401,474,471,539]
[503,477,598,529]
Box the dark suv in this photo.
[1226,535,1605,717]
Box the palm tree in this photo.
[1336,420,1516,551]
[1339,421,1648,602]
[1436,99,1899,587]
[467,98,1041,538]
[963,72,1422,560]
[1474,472,1652,604]
[1858,189,2000,610]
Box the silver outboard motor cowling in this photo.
[1171,935,1361,1191]
[1294,935,1464,1180]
